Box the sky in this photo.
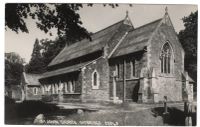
[5,4,197,63]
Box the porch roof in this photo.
[23,73,42,86]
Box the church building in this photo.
[39,8,194,103]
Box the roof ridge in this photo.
[52,20,124,58]
[91,19,124,35]
[129,18,162,32]
[68,19,124,47]
[48,19,126,67]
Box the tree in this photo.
[5,3,91,42]
[41,37,67,67]
[5,4,128,42]
[26,39,45,73]
[5,52,24,86]
[178,11,197,83]
[6,3,131,73]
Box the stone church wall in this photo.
[148,23,184,102]
[109,52,147,102]
[25,86,42,100]
[81,57,110,102]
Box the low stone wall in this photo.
[41,94,82,103]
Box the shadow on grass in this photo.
[5,96,59,124]
[151,106,196,126]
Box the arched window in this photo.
[64,82,68,93]
[92,70,100,89]
[33,87,38,95]
[59,82,64,93]
[130,59,135,77]
[69,81,73,93]
[67,81,71,92]
[72,80,75,93]
[93,72,97,86]
[54,84,58,94]
[115,64,120,78]
[44,85,48,94]
[160,42,173,74]
[52,84,55,94]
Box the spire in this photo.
[123,10,133,27]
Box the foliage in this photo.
[41,37,67,66]
[26,39,45,73]
[178,11,197,82]
[5,3,132,41]
[5,53,24,86]
[25,37,68,73]
[6,3,132,74]
[5,3,91,42]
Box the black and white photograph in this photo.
[4,3,197,126]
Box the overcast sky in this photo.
[5,4,197,63]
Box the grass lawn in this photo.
[43,102,195,126]
[5,98,196,126]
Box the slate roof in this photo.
[41,17,163,79]
[23,73,42,86]
[111,18,162,58]
[48,20,124,67]
[40,60,95,79]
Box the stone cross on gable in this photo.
[165,6,168,15]
[126,10,129,18]
[123,10,133,27]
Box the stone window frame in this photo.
[92,69,100,89]
[63,80,76,94]
[67,80,75,93]
[130,59,136,78]
[41,86,45,95]
[71,80,76,93]
[44,85,48,94]
[47,85,51,94]
[115,63,120,79]
[51,84,55,94]
[54,84,59,94]
[160,41,174,74]
[64,82,68,93]
[33,87,38,95]
[43,85,51,94]
[58,82,64,93]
